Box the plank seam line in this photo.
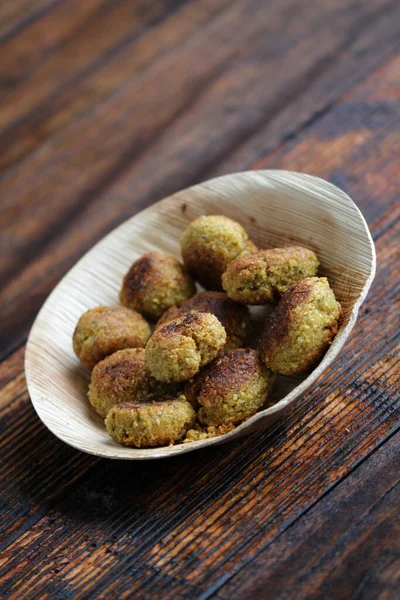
[121,401,400,600]
[0,9,398,307]
[0,0,397,189]
[372,213,400,241]
[0,339,26,374]
[25,404,400,600]
[287,478,400,593]
[0,458,99,555]
[197,424,400,600]
[239,9,400,168]
[0,0,117,106]
[0,0,62,46]
[247,42,398,171]
[0,0,195,128]
[176,37,400,205]
[0,60,230,294]
[210,476,400,600]
[0,412,395,592]
[0,0,228,182]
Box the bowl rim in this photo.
[25,169,376,459]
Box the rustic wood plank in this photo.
[0,0,186,136]
[0,346,97,545]
[251,55,400,226]
[0,217,398,596]
[0,0,399,361]
[212,433,400,600]
[0,0,104,96]
[0,0,60,43]
[0,0,279,238]
[0,4,399,598]
[0,346,24,390]
[211,2,400,183]
[0,0,231,166]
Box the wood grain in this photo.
[0,0,230,158]
[213,432,400,600]
[0,347,97,545]
[0,0,399,597]
[0,0,399,360]
[0,0,103,93]
[0,0,59,43]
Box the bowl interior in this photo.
[25,170,375,459]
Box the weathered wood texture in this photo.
[1,0,400,360]
[0,0,399,598]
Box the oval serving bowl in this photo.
[25,170,376,459]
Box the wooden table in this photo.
[0,1,399,598]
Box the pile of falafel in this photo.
[73,215,342,448]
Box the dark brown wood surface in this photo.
[0,1,399,598]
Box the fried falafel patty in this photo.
[73,306,151,370]
[120,251,195,319]
[105,395,196,447]
[145,313,226,382]
[222,246,319,304]
[181,215,257,290]
[88,348,174,418]
[260,277,342,376]
[185,348,274,426]
[156,291,251,349]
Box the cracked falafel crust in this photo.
[155,291,251,349]
[105,395,196,447]
[145,312,226,383]
[73,305,151,370]
[222,246,319,304]
[180,215,257,290]
[260,277,342,376]
[120,251,195,319]
[88,348,175,418]
[185,348,275,427]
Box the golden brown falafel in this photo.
[73,306,151,370]
[156,291,251,349]
[222,246,319,304]
[185,348,274,427]
[180,215,256,290]
[145,313,226,383]
[105,395,196,447]
[260,277,342,376]
[120,251,195,319]
[88,348,175,418]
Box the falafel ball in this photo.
[88,348,174,418]
[181,215,257,290]
[145,313,226,383]
[105,395,196,447]
[73,306,151,370]
[156,291,251,349]
[259,277,342,376]
[222,246,319,305]
[120,251,196,319]
[185,348,274,427]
